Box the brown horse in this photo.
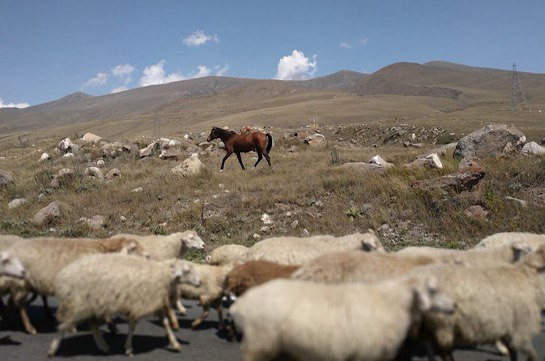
[207,127,273,171]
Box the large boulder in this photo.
[32,201,61,226]
[102,142,123,158]
[85,167,104,180]
[404,153,443,169]
[413,170,485,193]
[522,141,545,156]
[8,198,27,209]
[81,133,102,144]
[453,124,526,159]
[171,154,204,177]
[0,170,14,188]
[57,138,79,154]
[304,133,326,147]
[159,149,181,160]
[139,141,161,158]
[369,155,394,168]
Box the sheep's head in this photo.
[0,251,25,279]
[179,231,205,251]
[172,260,201,287]
[361,231,385,253]
[522,244,545,271]
[413,277,455,315]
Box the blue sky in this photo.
[1,0,544,107]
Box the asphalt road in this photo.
[2,297,545,361]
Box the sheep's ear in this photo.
[511,241,532,261]
[414,286,432,312]
[524,246,545,270]
[205,255,212,264]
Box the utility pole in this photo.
[511,63,528,111]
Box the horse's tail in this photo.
[266,133,273,153]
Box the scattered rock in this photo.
[290,220,299,229]
[159,149,181,160]
[369,155,394,168]
[8,198,27,209]
[168,139,181,147]
[102,142,123,158]
[32,201,61,226]
[404,153,443,169]
[339,162,389,174]
[39,152,50,162]
[105,168,121,180]
[139,140,160,158]
[85,167,104,180]
[260,226,271,233]
[131,187,143,193]
[261,213,273,225]
[453,124,526,159]
[458,157,483,173]
[504,196,528,208]
[286,146,299,153]
[303,133,326,147]
[522,141,545,156]
[81,133,102,144]
[171,154,204,177]
[301,228,310,237]
[253,233,261,241]
[78,215,105,230]
[62,153,74,158]
[58,138,75,153]
[120,216,127,222]
[96,159,105,168]
[465,205,488,219]
[0,170,14,188]
[413,170,485,193]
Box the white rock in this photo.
[425,153,443,169]
[96,159,105,167]
[58,138,74,152]
[261,213,273,225]
[302,228,310,237]
[505,196,528,208]
[120,216,127,222]
[84,167,104,180]
[81,133,102,144]
[168,139,181,147]
[369,155,394,168]
[57,168,74,178]
[78,215,105,230]
[171,153,204,177]
[522,141,545,156]
[39,152,50,162]
[8,198,27,209]
[290,220,299,229]
[62,153,74,158]
[253,233,261,241]
[131,187,143,193]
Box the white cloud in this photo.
[340,42,352,48]
[111,63,135,93]
[110,85,129,94]
[183,30,219,46]
[139,60,184,87]
[84,72,109,87]
[194,65,211,78]
[215,64,229,76]
[359,37,369,46]
[0,98,29,108]
[275,50,317,80]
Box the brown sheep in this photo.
[224,260,300,298]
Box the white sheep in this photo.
[292,251,438,283]
[405,245,545,361]
[48,254,201,357]
[7,236,144,334]
[396,242,530,266]
[230,276,455,361]
[205,244,249,266]
[206,232,381,266]
[175,262,231,329]
[111,230,205,260]
[475,232,545,251]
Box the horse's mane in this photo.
[214,127,237,136]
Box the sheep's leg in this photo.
[517,340,537,361]
[42,296,54,319]
[167,307,180,330]
[90,321,111,354]
[216,301,224,330]
[191,302,209,329]
[48,331,65,357]
[19,304,37,335]
[439,350,455,361]
[495,340,510,357]
[162,311,181,352]
[106,318,119,334]
[124,319,136,356]
[176,299,187,315]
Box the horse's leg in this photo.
[236,152,246,170]
[253,149,263,167]
[263,150,271,166]
[221,151,233,171]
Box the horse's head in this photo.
[207,127,220,142]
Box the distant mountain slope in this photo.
[296,70,369,91]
